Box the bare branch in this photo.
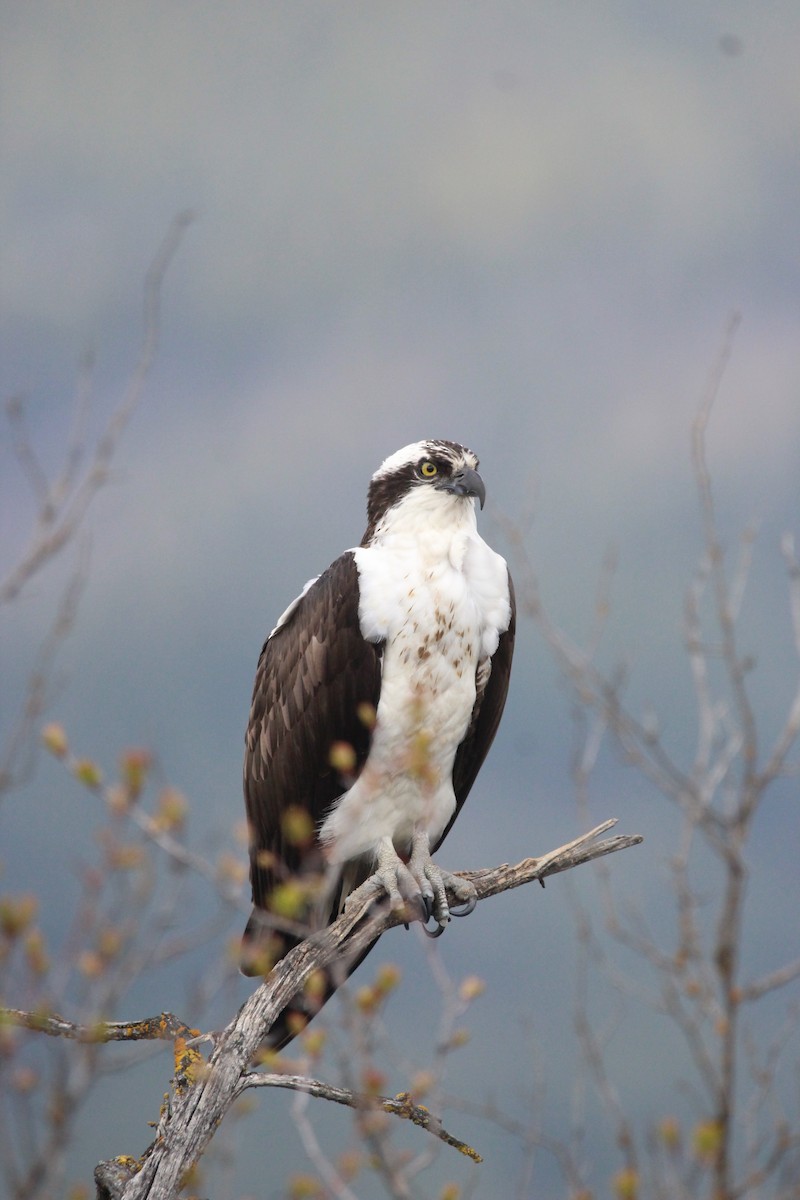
[737,958,800,1004]
[460,820,642,897]
[691,312,759,806]
[85,823,641,1199]
[0,1009,198,1045]
[241,1071,483,1162]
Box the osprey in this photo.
[242,439,515,1046]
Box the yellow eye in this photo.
[419,460,438,478]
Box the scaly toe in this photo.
[450,893,477,918]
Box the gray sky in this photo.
[2,3,799,1196]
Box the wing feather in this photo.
[243,551,382,917]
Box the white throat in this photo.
[372,486,478,548]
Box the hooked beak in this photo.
[436,466,486,509]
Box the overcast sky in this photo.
[2,3,799,1196]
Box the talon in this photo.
[343,835,477,935]
[423,919,447,939]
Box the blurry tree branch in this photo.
[1,217,199,1200]
[0,211,193,797]
[496,314,800,1198]
[1,211,193,610]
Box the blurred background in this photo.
[2,3,798,1197]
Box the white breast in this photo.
[318,520,511,866]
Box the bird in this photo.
[242,439,515,1047]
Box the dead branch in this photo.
[86,825,642,1200]
[4,823,640,1199]
[240,1072,483,1162]
[1,1010,198,1045]
[460,819,642,897]
[24,820,638,1200]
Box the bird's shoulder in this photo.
[245,551,382,772]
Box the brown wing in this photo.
[243,551,382,973]
[434,569,516,851]
[241,552,383,1022]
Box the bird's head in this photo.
[362,440,485,544]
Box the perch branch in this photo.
[22,821,638,1200]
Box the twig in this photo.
[737,958,800,1004]
[243,1072,483,1162]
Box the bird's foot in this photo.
[342,838,421,921]
[342,835,477,936]
[407,831,478,937]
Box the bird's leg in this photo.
[407,829,478,937]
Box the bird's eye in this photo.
[419,460,438,478]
